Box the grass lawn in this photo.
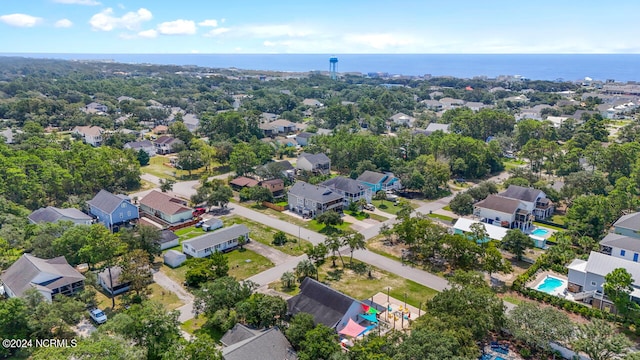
[306,219,352,234]
[368,212,389,222]
[550,214,566,225]
[315,260,438,309]
[227,249,273,280]
[146,283,184,310]
[533,222,565,231]
[174,226,207,242]
[140,155,209,180]
[503,159,526,171]
[427,213,455,223]
[267,281,302,296]
[181,316,225,341]
[224,215,312,256]
[366,235,403,262]
[345,210,370,221]
[442,205,452,211]
[274,200,288,207]
[371,199,417,216]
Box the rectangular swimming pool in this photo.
[536,276,566,294]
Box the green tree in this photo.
[229,142,259,176]
[0,297,31,358]
[298,324,341,360]
[193,277,256,316]
[185,252,229,287]
[295,259,317,281]
[315,211,343,230]
[507,302,573,353]
[119,249,153,298]
[102,301,182,360]
[566,195,615,240]
[571,319,633,360]
[118,224,162,259]
[604,268,637,320]
[325,234,345,267]
[176,150,203,177]
[482,243,512,279]
[137,149,150,166]
[449,192,474,215]
[281,271,296,290]
[501,229,534,261]
[159,178,175,192]
[285,313,315,350]
[272,230,288,246]
[344,230,366,265]
[236,293,287,328]
[31,333,147,360]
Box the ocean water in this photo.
[5,53,640,82]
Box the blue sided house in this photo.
[87,190,139,231]
[356,170,402,193]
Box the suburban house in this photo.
[163,250,186,268]
[287,181,344,218]
[389,112,415,127]
[158,229,179,250]
[296,152,331,175]
[452,218,509,243]
[73,125,104,146]
[320,176,372,206]
[182,113,200,132]
[356,171,402,193]
[0,254,85,302]
[152,125,169,135]
[421,99,443,111]
[295,132,315,146]
[230,176,259,191]
[302,98,324,107]
[422,123,451,135]
[287,277,380,339]
[124,140,156,157]
[28,206,92,225]
[473,194,533,230]
[260,178,285,196]
[82,102,108,114]
[154,135,183,155]
[0,128,22,144]
[182,224,250,258]
[221,324,297,360]
[438,97,465,110]
[97,266,131,296]
[599,233,640,262]
[466,101,489,111]
[612,212,640,238]
[499,185,554,220]
[87,190,139,231]
[139,191,193,225]
[567,251,640,310]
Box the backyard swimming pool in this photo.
[531,228,549,237]
[536,276,566,295]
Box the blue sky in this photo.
[1,0,640,54]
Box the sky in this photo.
[1,0,640,54]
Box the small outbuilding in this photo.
[97,266,131,295]
[164,250,187,268]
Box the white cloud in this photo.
[204,27,230,37]
[53,0,100,5]
[0,13,43,27]
[157,19,197,35]
[242,24,312,38]
[263,41,276,47]
[198,19,218,27]
[89,7,152,31]
[54,18,73,28]
[137,29,157,38]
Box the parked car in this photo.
[363,203,375,211]
[192,207,207,217]
[194,220,204,228]
[89,308,107,324]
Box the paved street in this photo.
[153,269,194,323]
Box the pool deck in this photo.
[528,271,568,297]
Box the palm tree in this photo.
[281,271,296,290]
[344,231,366,266]
[325,234,344,268]
[295,259,317,281]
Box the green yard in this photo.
[224,215,312,256]
[427,213,456,223]
[371,199,418,216]
[173,226,207,242]
[227,249,273,280]
[306,219,352,234]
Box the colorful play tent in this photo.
[338,319,367,338]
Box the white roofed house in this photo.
[296,152,331,175]
[389,112,415,127]
[182,224,250,258]
[124,140,156,157]
[182,113,200,132]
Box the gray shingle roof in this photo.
[614,212,640,232]
[499,185,543,203]
[288,182,343,204]
[600,233,640,253]
[159,229,179,244]
[298,152,330,166]
[220,323,262,347]
[475,194,522,214]
[424,123,451,133]
[356,170,386,184]
[124,140,154,149]
[182,224,249,252]
[87,190,130,214]
[0,254,85,297]
[28,206,91,224]
[222,327,297,360]
[163,249,185,262]
[321,176,368,194]
[98,266,125,288]
[296,132,314,139]
[287,277,358,328]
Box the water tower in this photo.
[329,56,338,80]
